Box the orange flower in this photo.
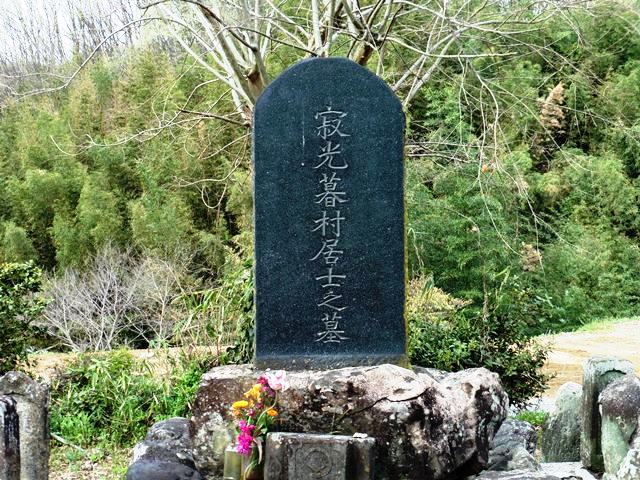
[267,408,278,417]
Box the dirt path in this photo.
[541,320,640,398]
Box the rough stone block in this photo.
[0,396,20,480]
[613,443,640,480]
[0,372,49,480]
[487,419,538,471]
[264,432,374,480]
[192,364,508,479]
[125,460,202,480]
[580,357,634,471]
[541,382,582,462]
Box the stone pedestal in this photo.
[0,372,49,480]
[580,357,634,471]
[0,396,20,480]
[265,432,375,480]
[191,363,508,480]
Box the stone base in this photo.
[265,432,375,480]
[253,353,410,370]
[191,363,508,480]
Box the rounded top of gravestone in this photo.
[0,371,49,404]
[255,56,403,120]
[599,373,640,421]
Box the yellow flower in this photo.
[266,408,278,417]
[244,384,262,402]
[232,400,250,410]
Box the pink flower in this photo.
[265,370,289,392]
[236,421,255,456]
[236,432,253,455]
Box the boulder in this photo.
[192,364,508,480]
[127,417,200,480]
[541,382,582,462]
[502,447,540,472]
[0,372,49,480]
[487,419,538,471]
[475,461,599,480]
[580,357,634,471]
[599,374,640,480]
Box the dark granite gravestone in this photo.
[253,57,406,369]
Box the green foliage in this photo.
[0,262,45,374]
[1,222,37,262]
[408,277,550,405]
[407,159,523,304]
[129,189,194,256]
[531,224,640,328]
[50,350,219,447]
[0,50,245,273]
[515,410,548,428]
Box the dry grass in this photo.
[50,446,129,480]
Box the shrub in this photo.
[50,349,218,447]
[0,261,45,374]
[408,277,550,405]
[529,223,640,329]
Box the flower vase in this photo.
[223,445,242,480]
[240,450,264,480]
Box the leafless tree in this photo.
[41,245,139,351]
[0,0,140,98]
[40,244,190,351]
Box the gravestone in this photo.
[0,396,20,480]
[0,372,49,480]
[580,357,634,471]
[541,382,582,462]
[253,57,407,369]
[264,432,375,480]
